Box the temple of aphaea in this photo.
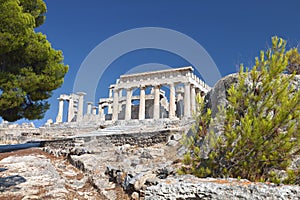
[55,66,210,124]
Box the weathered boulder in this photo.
[145,175,300,200]
[0,148,103,199]
[204,73,300,117]
[204,73,239,117]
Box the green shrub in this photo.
[180,37,300,184]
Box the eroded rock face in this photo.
[0,148,105,199]
[145,175,300,200]
[204,73,300,117]
[67,141,179,200]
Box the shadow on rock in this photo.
[0,175,26,192]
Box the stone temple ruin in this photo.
[55,66,210,125]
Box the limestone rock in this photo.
[131,191,139,200]
[0,148,103,199]
[205,73,300,118]
[145,175,300,200]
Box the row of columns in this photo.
[111,82,197,122]
[56,83,200,123]
[56,92,86,123]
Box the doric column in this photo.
[98,104,105,121]
[139,86,146,120]
[125,88,132,120]
[190,85,196,113]
[86,102,93,115]
[112,88,119,121]
[67,95,74,122]
[109,87,113,98]
[153,85,160,119]
[56,97,64,123]
[108,86,113,114]
[184,82,191,118]
[108,102,113,114]
[92,106,97,115]
[169,83,176,119]
[76,92,86,122]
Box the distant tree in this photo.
[180,37,300,184]
[0,0,68,121]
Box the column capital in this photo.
[152,84,161,88]
[86,101,93,105]
[124,87,133,91]
[113,87,120,92]
[76,92,86,96]
[139,84,146,88]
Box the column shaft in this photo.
[56,98,64,123]
[92,106,97,115]
[184,83,191,118]
[67,98,74,122]
[153,85,160,119]
[139,86,146,120]
[169,83,176,119]
[77,92,86,122]
[109,88,113,98]
[190,85,196,113]
[98,105,105,121]
[125,88,132,120]
[108,103,113,114]
[86,102,92,115]
[112,89,119,121]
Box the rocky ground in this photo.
[42,131,300,200]
[1,119,300,199]
[0,148,106,199]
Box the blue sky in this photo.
[13,0,300,126]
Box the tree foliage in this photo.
[286,47,300,74]
[0,0,68,121]
[180,37,300,184]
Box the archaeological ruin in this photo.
[55,66,210,124]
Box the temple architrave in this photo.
[55,66,210,124]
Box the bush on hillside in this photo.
[179,37,300,184]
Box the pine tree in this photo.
[0,0,68,121]
[180,37,300,184]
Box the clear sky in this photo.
[14,0,300,126]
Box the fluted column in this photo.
[190,85,196,113]
[108,86,113,114]
[76,92,86,122]
[169,83,176,119]
[139,86,146,120]
[109,87,113,98]
[86,101,93,115]
[98,104,105,121]
[108,102,113,114]
[112,88,119,121]
[92,106,97,115]
[153,85,160,119]
[125,88,132,120]
[56,97,64,123]
[67,96,74,122]
[184,83,191,118]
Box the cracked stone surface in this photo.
[0,148,105,200]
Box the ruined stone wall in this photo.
[42,129,177,157]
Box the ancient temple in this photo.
[55,66,210,124]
